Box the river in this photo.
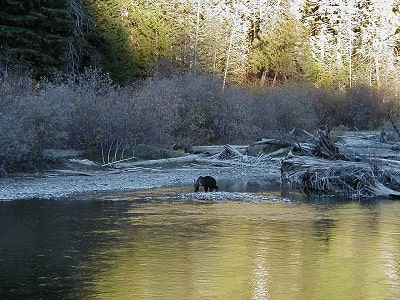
[1,185,400,299]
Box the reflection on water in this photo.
[1,188,400,299]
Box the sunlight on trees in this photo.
[1,0,398,88]
[301,0,400,88]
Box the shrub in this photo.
[174,74,222,144]
[133,76,182,144]
[0,68,397,173]
[345,85,387,129]
[216,87,262,143]
[252,84,319,133]
[308,87,347,127]
[0,74,42,171]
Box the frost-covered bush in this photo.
[252,84,319,133]
[345,85,387,130]
[0,68,396,173]
[0,75,41,171]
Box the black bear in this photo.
[194,176,218,192]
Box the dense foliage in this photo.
[0,0,101,78]
[0,1,71,77]
[0,70,397,173]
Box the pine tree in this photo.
[82,0,140,84]
[0,0,73,78]
[247,4,313,85]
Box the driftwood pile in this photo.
[189,140,289,166]
[281,129,400,199]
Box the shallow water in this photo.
[1,186,400,299]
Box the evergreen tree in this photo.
[247,10,313,85]
[127,2,175,74]
[82,0,177,84]
[0,0,73,78]
[82,0,142,84]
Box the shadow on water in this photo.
[0,199,124,299]
[217,178,281,193]
[125,176,374,205]
[216,178,309,203]
[217,177,387,205]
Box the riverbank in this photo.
[0,160,281,201]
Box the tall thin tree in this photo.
[193,0,201,77]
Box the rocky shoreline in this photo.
[0,161,281,201]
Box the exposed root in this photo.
[281,130,400,199]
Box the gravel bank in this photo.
[0,161,281,201]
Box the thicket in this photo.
[0,69,397,173]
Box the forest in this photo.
[0,0,399,173]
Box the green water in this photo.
[1,187,400,299]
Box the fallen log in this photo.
[281,129,400,199]
[295,129,346,160]
[47,170,92,176]
[102,156,136,167]
[251,138,277,146]
[195,158,255,167]
[189,145,248,155]
[335,131,400,160]
[281,154,400,198]
[113,154,201,168]
[214,144,246,160]
[260,147,290,159]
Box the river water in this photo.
[1,186,400,299]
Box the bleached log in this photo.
[336,132,400,160]
[102,156,136,167]
[189,145,249,155]
[302,129,316,139]
[195,158,255,167]
[224,144,244,158]
[48,170,92,176]
[260,147,290,160]
[189,145,225,154]
[371,183,400,198]
[251,138,277,145]
[114,154,201,168]
[281,154,400,198]
[251,137,293,148]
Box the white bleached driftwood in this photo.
[281,130,400,198]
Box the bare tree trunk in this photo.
[222,26,234,91]
[222,6,238,91]
[68,0,92,75]
[259,69,267,86]
[348,24,352,88]
[272,68,278,86]
[193,0,201,77]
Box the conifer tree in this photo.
[247,8,312,85]
[0,0,72,78]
